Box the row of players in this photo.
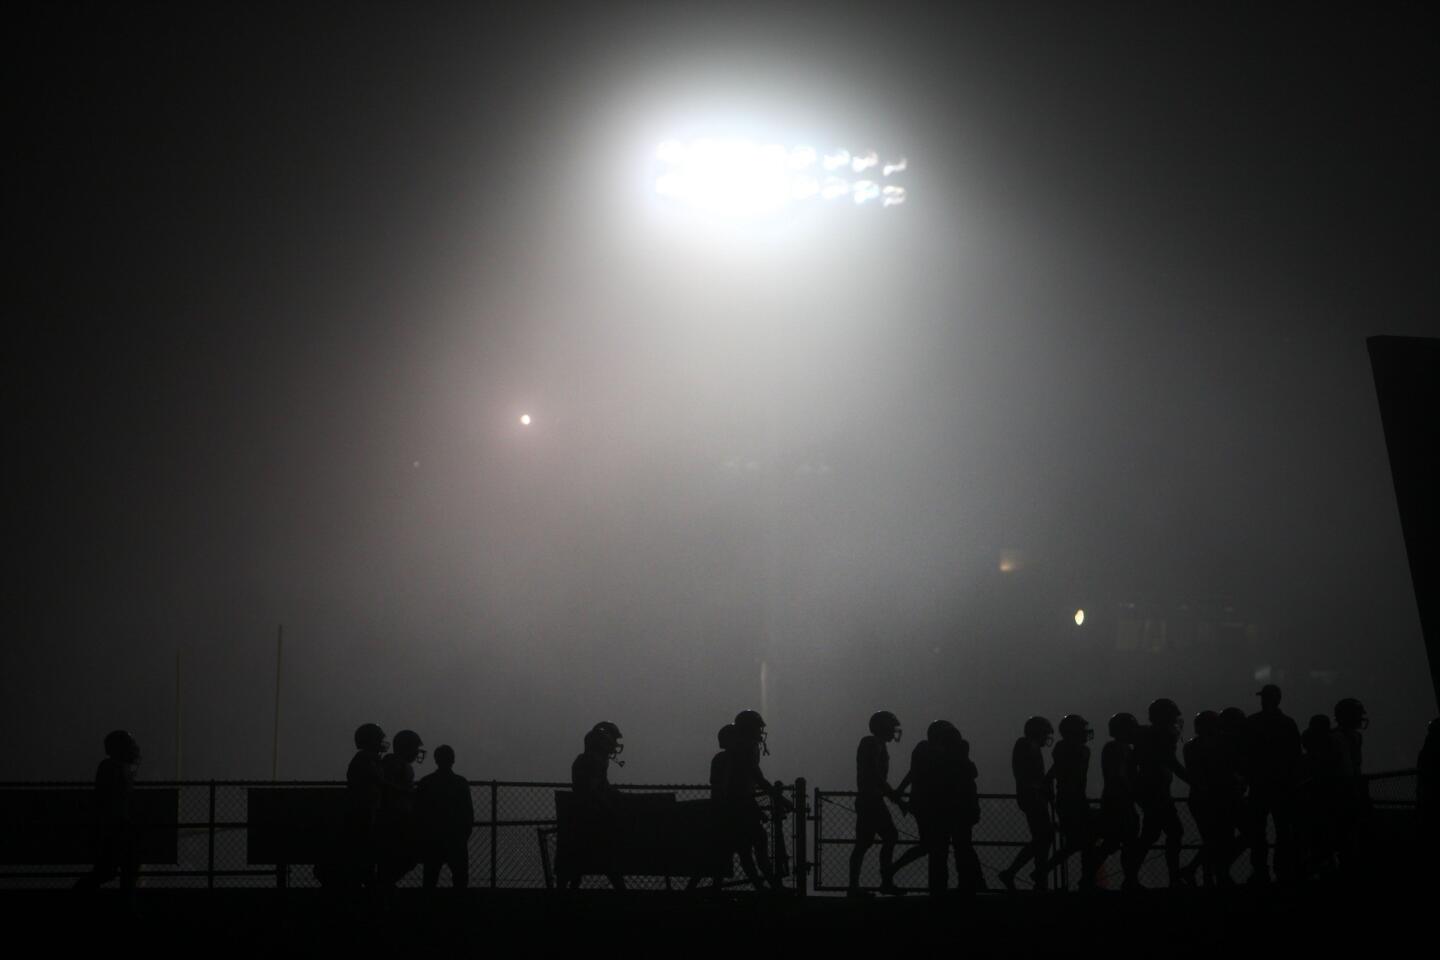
[848,686,1392,894]
[76,688,1437,894]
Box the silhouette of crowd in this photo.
[842,687,1427,895]
[76,686,1437,896]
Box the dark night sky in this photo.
[7,2,1437,790]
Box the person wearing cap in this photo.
[1244,684,1301,884]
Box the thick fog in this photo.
[8,2,1436,791]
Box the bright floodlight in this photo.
[519,414,532,426]
[1074,609,1085,626]
[654,137,907,216]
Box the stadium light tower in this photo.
[651,136,907,218]
[640,127,911,720]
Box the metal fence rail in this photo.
[0,779,805,892]
[0,771,1415,893]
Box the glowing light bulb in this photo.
[852,180,880,204]
[788,146,817,170]
[519,414,532,426]
[650,137,910,213]
[1074,609,1085,626]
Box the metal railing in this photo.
[0,771,1415,893]
[0,779,807,893]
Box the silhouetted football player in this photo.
[999,716,1055,892]
[375,729,425,889]
[848,711,909,896]
[1095,713,1140,888]
[1331,698,1370,872]
[1130,699,1189,887]
[563,721,627,890]
[1181,710,1235,886]
[332,722,387,889]
[1044,714,1100,889]
[725,710,786,890]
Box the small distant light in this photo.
[1074,609,1085,626]
[852,180,881,205]
[882,157,909,176]
[519,414,532,426]
[1254,665,1272,682]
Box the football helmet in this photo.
[1334,698,1369,731]
[1108,712,1139,741]
[392,729,426,764]
[354,723,389,753]
[1058,714,1094,742]
[734,709,769,755]
[589,721,625,765]
[869,710,902,742]
[1023,716,1055,746]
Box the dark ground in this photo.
[5,882,1430,955]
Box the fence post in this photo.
[489,780,498,889]
[794,777,808,897]
[813,788,823,892]
[207,780,216,890]
[770,780,785,886]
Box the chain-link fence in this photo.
[0,779,805,893]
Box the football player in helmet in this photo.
[1094,712,1140,887]
[335,722,389,889]
[1180,710,1233,886]
[1331,698,1371,872]
[1044,714,1101,889]
[1130,699,1190,887]
[848,711,910,897]
[375,729,425,890]
[724,710,787,889]
[564,722,628,890]
[999,717,1055,891]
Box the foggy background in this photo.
[8,1,1436,792]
